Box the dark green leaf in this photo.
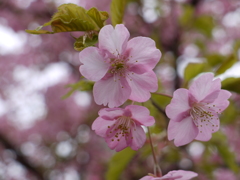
[25,4,109,34]
[206,54,225,67]
[179,5,194,26]
[105,148,136,180]
[111,0,126,26]
[193,15,214,37]
[215,55,237,75]
[222,77,240,94]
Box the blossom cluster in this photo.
[79,24,161,151]
[79,24,231,180]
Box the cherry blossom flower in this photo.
[79,24,161,108]
[92,105,155,151]
[140,170,198,180]
[166,73,231,146]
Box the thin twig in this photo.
[147,127,162,177]
[150,98,168,121]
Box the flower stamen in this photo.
[190,103,215,126]
[107,116,135,141]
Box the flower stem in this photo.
[147,127,162,177]
[152,92,172,98]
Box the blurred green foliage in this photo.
[215,55,237,75]
[206,54,226,67]
[211,132,239,173]
[180,5,214,37]
[220,100,239,124]
[184,62,206,82]
[111,0,126,26]
[62,80,94,99]
[110,0,126,26]
[222,77,240,94]
[105,148,137,180]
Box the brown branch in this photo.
[188,0,202,7]
[150,98,168,122]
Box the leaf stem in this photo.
[147,127,162,177]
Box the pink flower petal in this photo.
[129,125,146,150]
[126,37,161,74]
[126,105,155,126]
[105,129,126,150]
[92,117,115,137]
[99,24,130,56]
[114,136,128,152]
[140,171,198,180]
[93,76,131,108]
[195,111,219,141]
[168,116,198,146]
[139,176,155,180]
[166,89,190,121]
[210,90,232,113]
[189,73,221,102]
[158,170,198,180]
[201,90,220,103]
[79,47,109,81]
[99,108,125,120]
[127,71,158,102]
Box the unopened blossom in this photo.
[92,105,155,151]
[166,73,231,146]
[79,24,161,108]
[140,170,198,180]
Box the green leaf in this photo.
[105,148,136,180]
[74,34,98,51]
[25,4,109,34]
[87,7,109,29]
[184,62,206,82]
[25,29,54,34]
[62,80,94,99]
[193,15,214,37]
[151,93,171,109]
[220,100,239,124]
[179,6,214,37]
[179,5,194,26]
[233,40,240,53]
[211,132,239,173]
[217,145,239,173]
[111,0,127,26]
[206,54,225,67]
[215,55,237,75]
[221,77,240,94]
[195,39,206,52]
